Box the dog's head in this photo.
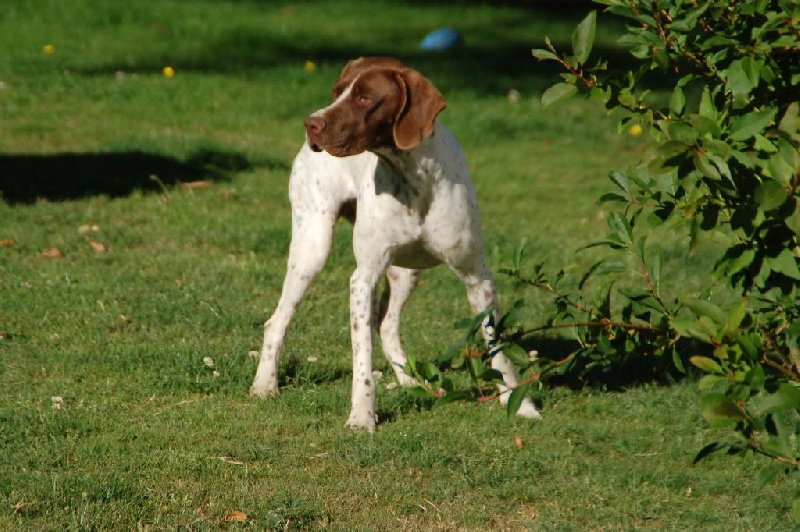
[305,57,446,157]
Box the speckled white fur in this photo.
[250,121,541,431]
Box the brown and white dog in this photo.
[250,57,540,431]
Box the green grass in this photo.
[0,0,792,529]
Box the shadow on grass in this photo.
[74,6,637,97]
[524,335,689,391]
[0,149,287,204]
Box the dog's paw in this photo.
[249,384,279,398]
[515,399,542,420]
[394,371,417,387]
[344,409,376,432]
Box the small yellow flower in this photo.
[43,44,55,55]
[162,66,175,78]
[304,60,316,73]
[629,124,643,137]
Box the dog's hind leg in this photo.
[462,266,541,420]
[376,266,420,386]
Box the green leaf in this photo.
[690,356,723,374]
[571,11,596,64]
[701,394,746,422]
[512,239,528,270]
[467,357,486,379]
[753,134,778,153]
[669,87,686,115]
[729,108,777,142]
[768,149,795,186]
[597,191,628,204]
[778,102,799,135]
[751,383,800,416]
[608,212,634,246]
[682,298,725,325]
[417,362,440,383]
[694,152,721,180]
[481,369,504,383]
[532,48,559,61]
[504,343,530,367]
[699,87,718,120]
[703,139,731,159]
[407,386,434,399]
[665,120,698,145]
[507,383,531,418]
[717,245,756,277]
[755,463,784,490]
[672,349,686,374]
[725,299,747,332]
[754,180,788,211]
[763,434,793,459]
[672,317,713,344]
[725,59,755,99]
[698,374,727,390]
[541,83,578,108]
[770,249,800,280]
[441,377,454,393]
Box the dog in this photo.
[250,57,540,431]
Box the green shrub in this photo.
[409,0,800,521]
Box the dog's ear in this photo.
[392,68,446,151]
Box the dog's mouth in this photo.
[307,137,362,158]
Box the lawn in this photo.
[0,0,793,529]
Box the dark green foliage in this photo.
[529,0,800,521]
[409,0,800,522]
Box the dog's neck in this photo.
[371,122,438,179]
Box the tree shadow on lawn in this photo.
[0,149,287,204]
[75,7,640,97]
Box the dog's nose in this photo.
[305,116,326,136]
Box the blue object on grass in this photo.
[420,27,463,51]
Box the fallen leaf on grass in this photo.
[0,238,16,247]
[89,240,106,253]
[42,247,63,259]
[513,436,524,450]
[221,510,247,523]
[179,180,211,190]
[13,501,34,514]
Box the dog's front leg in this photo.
[345,264,387,432]
[250,206,337,398]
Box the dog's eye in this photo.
[356,94,372,105]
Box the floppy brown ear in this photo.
[392,69,446,151]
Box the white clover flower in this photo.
[51,396,64,410]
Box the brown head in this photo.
[304,57,446,157]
